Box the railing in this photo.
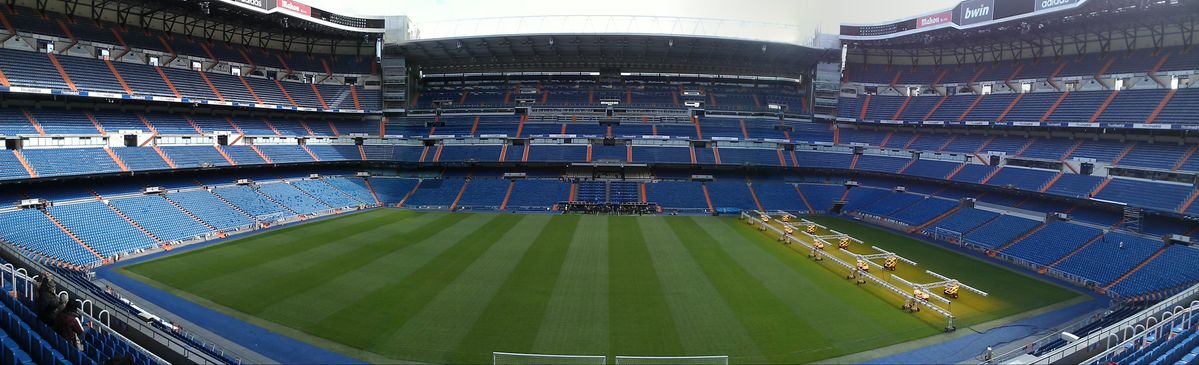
[0,260,171,364]
[1015,283,1199,364]
[1083,299,1199,364]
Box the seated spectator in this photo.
[55,300,87,351]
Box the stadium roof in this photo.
[387,33,838,79]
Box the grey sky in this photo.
[303,0,961,34]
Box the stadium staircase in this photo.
[85,112,108,135]
[909,206,960,233]
[1145,89,1176,124]
[253,185,298,215]
[892,96,911,120]
[993,93,1024,122]
[39,209,105,262]
[309,83,330,109]
[213,146,237,165]
[44,53,76,91]
[1089,178,1112,197]
[162,194,217,231]
[1044,232,1105,271]
[1110,144,1136,166]
[1039,172,1064,192]
[103,147,130,172]
[209,189,254,217]
[498,181,515,210]
[746,180,765,212]
[106,201,165,246]
[250,145,273,164]
[1089,91,1120,123]
[979,167,1003,184]
[449,178,470,211]
[922,95,949,121]
[397,180,421,207]
[858,94,871,120]
[1041,92,1070,121]
[102,59,134,95]
[1172,145,1198,171]
[12,150,37,178]
[300,144,320,162]
[958,94,985,121]
[237,76,262,103]
[21,109,45,135]
[275,79,300,108]
[194,71,224,102]
[320,179,366,206]
[793,185,815,213]
[849,154,861,170]
[362,178,384,206]
[701,183,714,212]
[1104,246,1170,291]
[993,222,1047,255]
[1180,190,1199,213]
[153,66,182,98]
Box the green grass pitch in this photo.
[119,210,1081,364]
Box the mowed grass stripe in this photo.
[533,216,609,354]
[301,214,523,356]
[666,217,833,363]
[445,215,581,363]
[374,215,553,362]
[608,216,685,356]
[637,217,763,359]
[710,218,938,354]
[251,212,501,330]
[187,212,467,314]
[125,210,413,290]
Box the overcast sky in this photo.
[303,0,961,35]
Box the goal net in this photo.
[493,352,607,365]
[614,355,729,365]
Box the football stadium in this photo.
[0,0,1197,364]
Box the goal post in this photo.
[614,355,729,365]
[493,351,607,365]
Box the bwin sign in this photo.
[963,5,990,20]
[958,0,995,25]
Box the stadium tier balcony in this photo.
[1003,221,1103,266]
[645,181,708,210]
[1094,178,1194,213]
[212,185,293,217]
[962,215,1041,250]
[255,182,331,214]
[257,145,314,164]
[47,201,159,258]
[22,148,121,177]
[456,179,509,209]
[165,190,254,230]
[404,178,465,208]
[110,195,212,242]
[291,179,364,208]
[366,178,420,205]
[1111,245,1199,296]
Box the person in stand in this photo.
[55,300,86,352]
[35,272,64,325]
[1119,241,1125,250]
